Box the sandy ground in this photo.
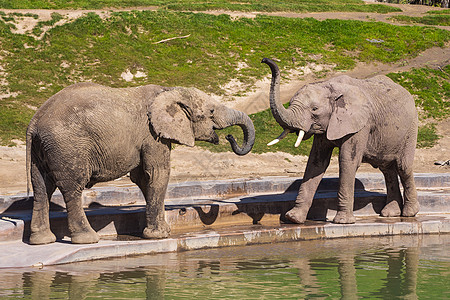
[0,4,449,195]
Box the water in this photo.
[1,235,448,299]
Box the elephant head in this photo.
[148,87,255,155]
[261,58,371,146]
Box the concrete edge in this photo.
[1,189,448,243]
[1,215,448,268]
[1,173,449,213]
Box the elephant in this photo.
[261,58,419,224]
[26,83,255,244]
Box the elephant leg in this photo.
[285,135,334,224]
[131,142,171,239]
[29,162,57,245]
[61,187,99,244]
[333,131,367,224]
[398,164,419,217]
[380,167,403,217]
[56,173,99,244]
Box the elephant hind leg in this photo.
[29,162,57,245]
[397,164,419,217]
[55,172,99,244]
[59,186,100,244]
[380,168,403,217]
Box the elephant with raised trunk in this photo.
[262,58,419,224]
[26,83,255,244]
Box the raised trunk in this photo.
[214,107,255,156]
[261,58,295,129]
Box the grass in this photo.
[428,10,450,15]
[0,10,448,149]
[162,0,400,13]
[417,123,441,148]
[390,14,450,26]
[0,0,401,13]
[390,8,450,26]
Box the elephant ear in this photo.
[149,88,195,147]
[327,82,371,141]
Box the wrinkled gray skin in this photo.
[262,58,419,224]
[26,83,255,244]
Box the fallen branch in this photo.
[153,34,191,44]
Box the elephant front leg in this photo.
[132,143,171,239]
[285,135,334,224]
[137,166,171,239]
[333,133,366,224]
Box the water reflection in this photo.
[1,235,448,299]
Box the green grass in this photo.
[0,0,401,13]
[32,12,64,36]
[162,0,400,13]
[390,14,450,26]
[428,10,450,15]
[417,123,440,148]
[0,10,449,147]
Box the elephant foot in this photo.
[142,222,171,239]
[285,207,308,224]
[402,202,419,217]
[29,230,56,245]
[71,229,100,244]
[333,211,356,224]
[380,200,402,217]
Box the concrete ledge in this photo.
[1,189,448,243]
[0,214,448,268]
[2,173,449,213]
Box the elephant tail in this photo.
[26,124,34,200]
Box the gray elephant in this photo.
[26,83,255,244]
[262,58,419,224]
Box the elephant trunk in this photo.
[214,107,255,156]
[261,58,296,129]
[262,58,307,148]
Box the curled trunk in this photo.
[214,107,255,156]
[261,58,295,129]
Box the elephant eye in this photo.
[210,108,215,115]
[312,106,318,112]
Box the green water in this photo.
[1,235,448,299]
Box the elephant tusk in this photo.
[294,130,305,148]
[267,129,291,146]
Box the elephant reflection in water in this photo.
[379,247,419,299]
[293,257,324,298]
[2,245,420,298]
[294,246,419,299]
[17,268,166,299]
[22,271,99,299]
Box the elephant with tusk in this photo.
[262,58,419,224]
[26,83,255,244]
